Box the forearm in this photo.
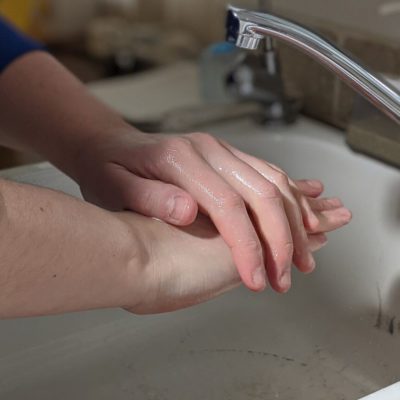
[0,51,136,180]
[0,177,240,317]
[0,178,143,318]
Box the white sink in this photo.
[0,118,399,399]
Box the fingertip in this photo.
[250,267,267,292]
[328,207,353,226]
[278,271,292,293]
[277,286,291,294]
[167,195,198,226]
[180,197,199,226]
[239,266,267,292]
[303,256,316,274]
[182,206,199,225]
[341,208,353,221]
[307,179,324,191]
[308,233,328,252]
[270,280,291,294]
[249,284,267,293]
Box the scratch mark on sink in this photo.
[188,348,308,367]
[374,284,399,336]
[375,285,383,329]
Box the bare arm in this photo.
[0,178,142,318]
[0,51,130,179]
[0,178,240,318]
[0,51,351,294]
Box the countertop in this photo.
[89,61,203,122]
[1,60,339,184]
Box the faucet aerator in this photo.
[236,33,262,50]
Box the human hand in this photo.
[0,51,350,297]
[77,129,351,294]
[120,213,241,314]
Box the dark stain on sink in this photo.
[375,285,383,329]
[389,317,396,335]
[375,285,399,336]
[375,313,398,336]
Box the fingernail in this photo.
[307,180,322,189]
[279,271,291,292]
[320,234,328,245]
[340,208,352,220]
[252,267,267,290]
[307,255,316,273]
[168,196,190,223]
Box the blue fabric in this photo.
[0,16,44,72]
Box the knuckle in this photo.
[256,182,282,200]
[274,171,290,188]
[165,136,193,153]
[270,163,285,174]
[235,239,262,254]
[155,137,193,169]
[217,191,245,211]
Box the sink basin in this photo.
[0,118,399,399]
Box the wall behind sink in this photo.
[159,0,400,44]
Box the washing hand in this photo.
[0,52,352,296]
[77,130,352,294]
[119,213,241,314]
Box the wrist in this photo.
[111,211,153,312]
[120,214,242,315]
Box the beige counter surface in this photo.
[89,61,203,122]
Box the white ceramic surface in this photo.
[361,382,400,400]
[0,118,399,399]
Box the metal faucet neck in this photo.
[226,6,400,125]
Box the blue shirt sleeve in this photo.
[0,16,45,72]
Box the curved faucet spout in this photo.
[226,6,400,125]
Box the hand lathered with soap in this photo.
[0,17,351,318]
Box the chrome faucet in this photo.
[226,6,400,126]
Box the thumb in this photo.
[111,166,198,225]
